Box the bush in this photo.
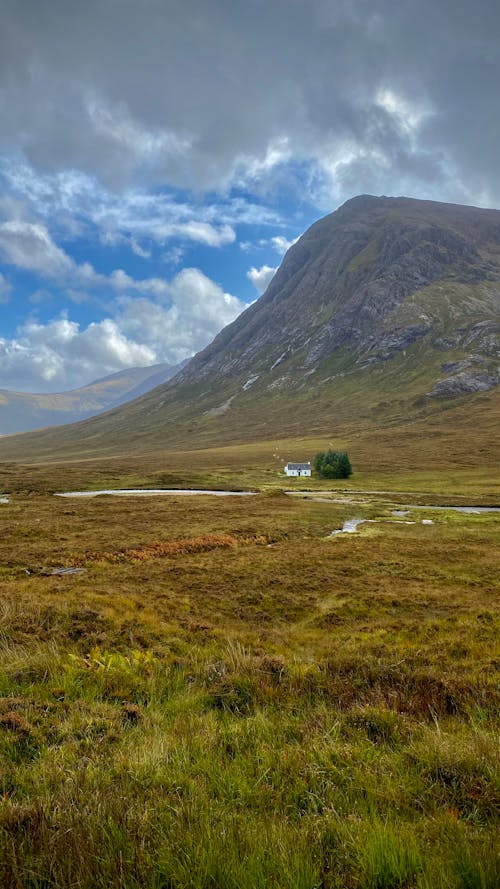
[313,450,352,479]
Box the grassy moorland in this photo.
[1,419,500,503]
[0,350,499,471]
[0,459,498,888]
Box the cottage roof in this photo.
[285,462,311,470]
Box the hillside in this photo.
[0,361,185,434]
[1,195,499,464]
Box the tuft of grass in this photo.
[453,843,500,889]
[360,824,427,888]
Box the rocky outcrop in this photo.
[428,370,500,397]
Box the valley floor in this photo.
[0,464,498,888]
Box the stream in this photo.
[327,505,499,536]
[55,489,257,498]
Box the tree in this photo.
[314,450,352,479]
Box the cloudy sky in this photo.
[0,0,499,392]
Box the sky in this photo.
[0,0,499,392]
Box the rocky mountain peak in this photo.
[176,195,500,391]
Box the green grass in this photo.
[0,474,498,887]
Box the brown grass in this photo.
[68,532,271,565]
[0,473,498,888]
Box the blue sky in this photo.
[0,0,499,392]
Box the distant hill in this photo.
[1,195,499,463]
[0,361,186,434]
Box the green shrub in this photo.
[314,450,352,479]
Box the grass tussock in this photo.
[0,474,498,887]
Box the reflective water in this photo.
[56,489,256,498]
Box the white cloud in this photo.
[234,139,293,186]
[161,245,185,267]
[0,317,155,391]
[375,88,432,135]
[115,269,244,357]
[0,268,245,392]
[271,235,299,254]
[0,162,282,254]
[0,218,236,305]
[130,238,151,259]
[247,264,277,295]
[0,221,75,278]
[0,218,247,389]
[240,234,299,257]
[173,221,235,247]
[85,94,192,179]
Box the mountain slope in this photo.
[177,194,500,385]
[1,195,499,462]
[0,361,185,434]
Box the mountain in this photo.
[0,361,186,434]
[1,195,499,462]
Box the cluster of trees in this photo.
[314,450,352,479]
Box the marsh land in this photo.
[0,449,498,888]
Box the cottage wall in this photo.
[284,465,311,477]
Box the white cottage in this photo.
[284,462,311,477]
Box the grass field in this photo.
[1,419,500,503]
[0,453,498,888]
